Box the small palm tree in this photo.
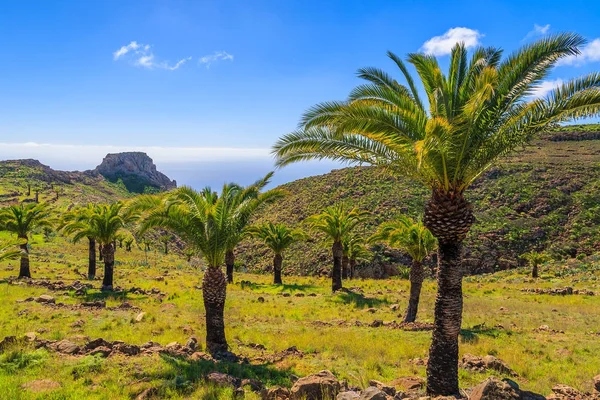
[272,34,600,395]
[306,203,367,291]
[223,172,286,284]
[370,216,437,322]
[0,203,54,278]
[248,222,307,284]
[61,204,99,279]
[159,234,172,255]
[63,203,136,290]
[344,235,370,279]
[521,251,549,278]
[132,182,272,356]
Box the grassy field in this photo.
[1,233,600,399]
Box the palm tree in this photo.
[159,234,172,255]
[223,172,286,284]
[0,203,53,278]
[272,34,600,395]
[132,182,271,356]
[521,251,549,278]
[370,216,437,323]
[344,235,370,279]
[306,203,367,291]
[248,222,307,284]
[63,203,136,290]
[61,204,99,280]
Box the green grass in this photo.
[1,237,600,398]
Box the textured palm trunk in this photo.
[332,241,343,292]
[99,243,103,261]
[341,255,349,279]
[88,237,96,280]
[18,236,30,278]
[225,250,235,284]
[404,260,424,323]
[101,243,115,291]
[164,242,168,255]
[424,191,474,397]
[349,259,356,279]
[273,253,283,284]
[532,264,539,278]
[203,266,228,355]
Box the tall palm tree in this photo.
[132,182,270,356]
[272,34,600,395]
[61,204,99,280]
[370,216,436,323]
[0,203,53,278]
[223,172,286,284]
[63,203,136,290]
[248,222,307,284]
[306,203,367,291]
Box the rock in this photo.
[547,384,584,399]
[262,386,290,400]
[190,352,212,361]
[85,338,113,351]
[135,312,147,322]
[282,293,291,297]
[89,346,112,357]
[136,387,158,400]
[337,391,360,400]
[370,320,384,328]
[113,343,141,356]
[94,152,176,193]
[469,377,519,400]
[241,378,264,392]
[53,340,80,355]
[24,332,37,342]
[36,294,55,304]
[206,372,241,388]
[368,380,395,396]
[21,379,61,392]
[71,320,85,328]
[257,297,265,303]
[81,301,105,308]
[594,375,600,393]
[359,387,388,400]
[390,377,425,392]
[390,304,400,311]
[365,308,377,313]
[0,336,18,350]
[185,337,198,351]
[290,370,341,400]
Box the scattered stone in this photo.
[534,325,564,334]
[136,387,158,400]
[135,312,147,322]
[365,308,377,313]
[185,337,198,351]
[262,386,290,400]
[594,375,600,392]
[53,340,80,355]
[0,336,18,350]
[470,377,520,400]
[295,293,305,297]
[368,380,395,396]
[85,338,113,351]
[89,346,112,357]
[282,293,291,297]
[522,287,595,296]
[390,377,425,392]
[190,352,212,361]
[241,378,264,392]
[24,332,37,342]
[21,379,61,393]
[547,384,585,399]
[206,372,241,388]
[460,354,518,377]
[290,370,341,400]
[390,304,400,311]
[337,391,360,400]
[36,294,55,304]
[81,300,105,308]
[71,320,85,328]
[358,387,387,400]
[370,320,384,328]
[257,297,265,303]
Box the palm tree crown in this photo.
[370,215,437,263]
[306,203,367,243]
[0,203,54,239]
[248,222,306,255]
[62,203,135,246]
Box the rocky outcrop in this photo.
[94,152,176,193]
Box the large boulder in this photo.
[336,391,359,400]
[290,370,341,400]
[358,387,387,400]
[470,377,520,400]
[262,386,290,400]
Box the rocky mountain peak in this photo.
[94,152,176,193]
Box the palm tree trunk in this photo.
[423,191,474,397]
[101,243,115,291]
[273,253,283,284]
[18,236,30,278]
[404,260,424,323]
[88,237,96,280]
[225,250,235,284]
[203,266,228,355]
[164,242,168,255]
[332,241,343,292]
[349,259,356,279]
[99,243,103,261]
[341,255,349,279]
[532,263,538,278]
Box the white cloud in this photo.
[558,38,600,66]
[0,142,270,168]
[530,78,563,98]
[198,51,234,68]
[113,41,191,71]
[421,27,482,56]
[523,24,550,40]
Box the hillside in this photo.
[238,125,600,276]
[0,159,131,208]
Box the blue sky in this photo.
[1,0,599,188]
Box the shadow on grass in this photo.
[239,281,316,293]
[141,353,293,398]
[460,325,504,344]
[335,290,389,308]
[76,291,140,302]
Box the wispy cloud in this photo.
[113,41,192,71]
[523,24,550,41]
[558,38,600,66]
[198,51,234,68]
[421,27,482,56]
[530,78,563,99]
